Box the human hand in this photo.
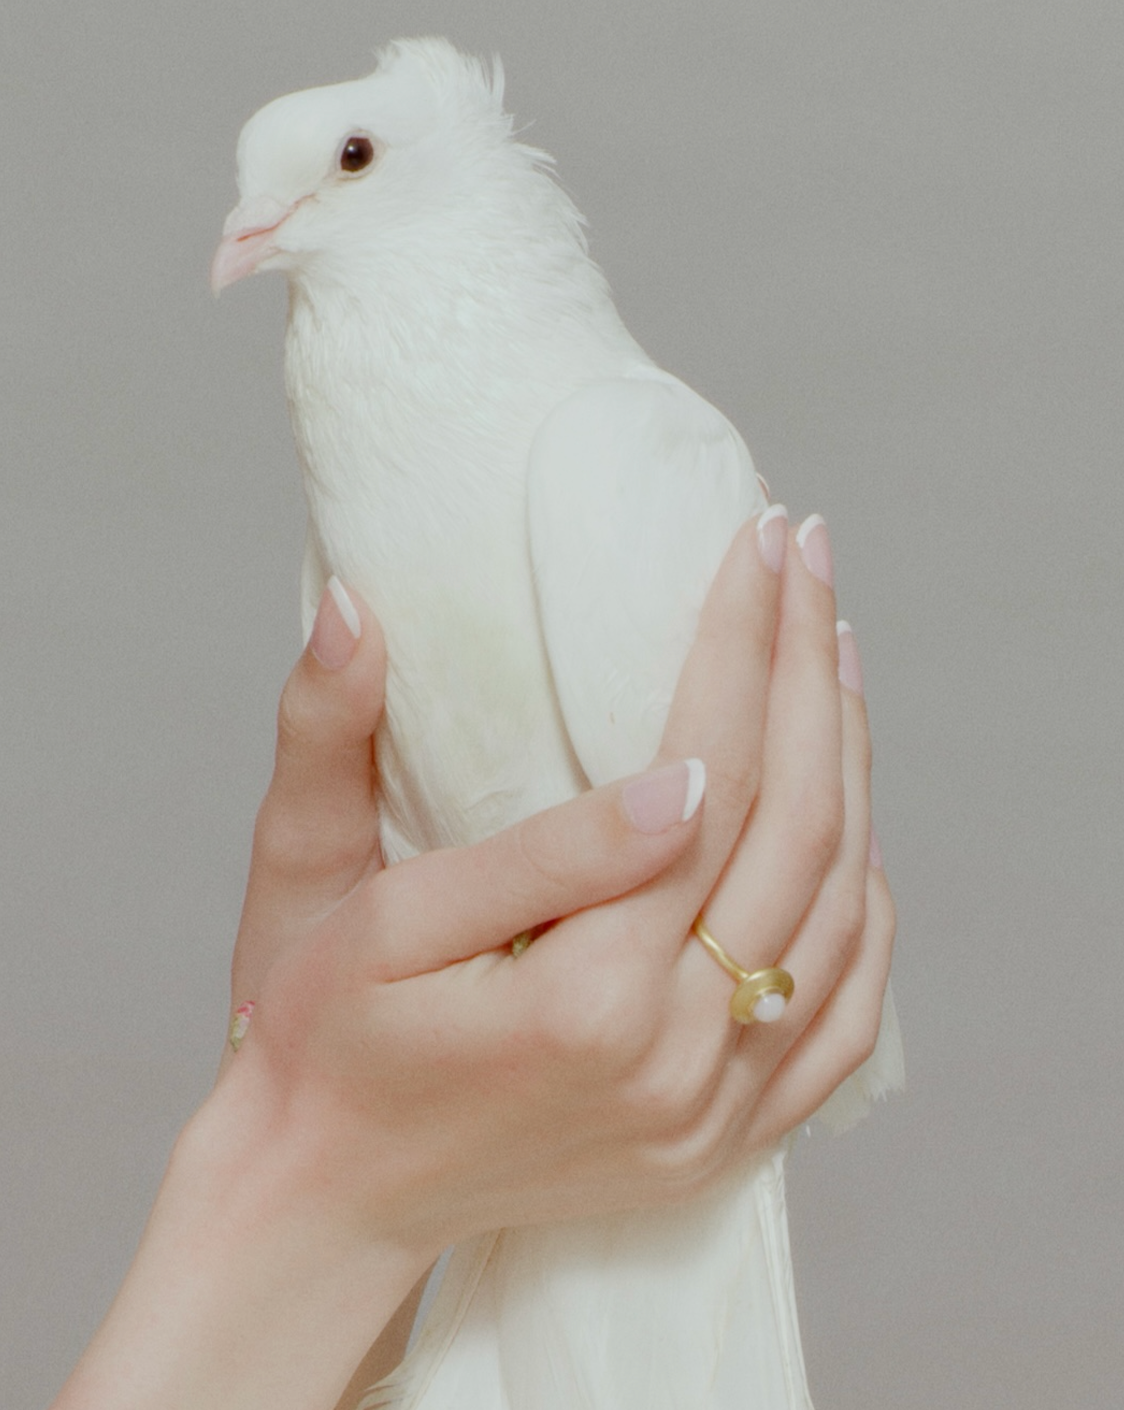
[211,508,893,1260]
[51,510,894,1410]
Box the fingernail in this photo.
[755,471,772,501]
[836,621,864,695]
[797,513,833,587]
[310,576,361,670]
[869,826,883,870]
[756,504,788,574]
[622,758,706,834]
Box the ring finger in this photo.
[679,521,846,1024]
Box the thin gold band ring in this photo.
[692,917,795,1025]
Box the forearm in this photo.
[51,1069,426,1410]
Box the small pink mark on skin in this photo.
[229,1000,256,1052]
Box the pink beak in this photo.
[210,196,292,295]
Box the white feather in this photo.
[360,1154,812,1410]
[528,368,764,784]
[218,37,904,1408]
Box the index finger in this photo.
[357,757,706,980]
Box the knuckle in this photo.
[787,775,845,870]
[251,782,378,888]
[544,951,666,1080]
[509,813,578,916]
[840,1010,881,1075]
[628,1065,701,1141]
[250,794,305,874]
[837,980,892,1078]
[821,882,868,966]
[704,757,760,824]
[640,1122,727,1205]
[275,677,317,756]
[617,1044,733,1194]
[543,974,645,1072]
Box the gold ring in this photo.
[692,917,794,1025]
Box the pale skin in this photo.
[50,511,894,1410]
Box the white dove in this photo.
[212,37,903,1410]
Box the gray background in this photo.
[3,1,1121,1406]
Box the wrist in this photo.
[52,1064,428,1410]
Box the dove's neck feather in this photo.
[282,166,646,518]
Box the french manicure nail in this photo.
[756,503,788,574]
[796,513,834,587]
[622,758,706,834]
[310,575,361,670]
[836,621,864,695]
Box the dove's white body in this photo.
[219,39,902,1409]
[286,228,650,858]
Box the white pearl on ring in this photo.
[752,991,788,1024]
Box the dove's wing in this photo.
[529,369,904,1122]
[527,368,765,787]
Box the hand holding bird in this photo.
[50,524,895,1410]
[213,38,902,1407]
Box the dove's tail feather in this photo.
[359,1150,813,1410]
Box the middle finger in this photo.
[691,518,845,994]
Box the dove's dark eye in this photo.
[339,135,377,174]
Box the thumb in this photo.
[253,578,387,889]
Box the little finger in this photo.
[739,867,898,1151]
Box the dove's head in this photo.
[212,38,527,294]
